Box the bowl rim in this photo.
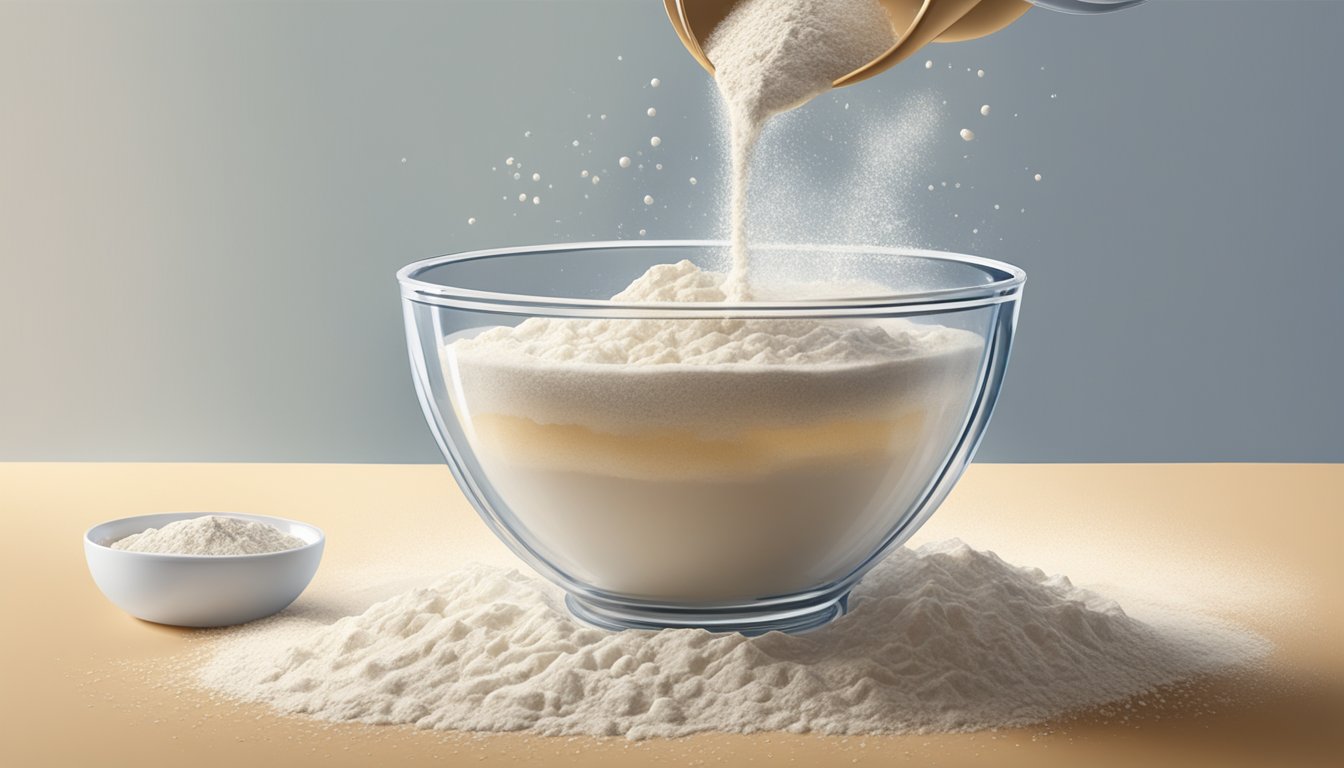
[84,511,325,561]
[397,239,1025,315]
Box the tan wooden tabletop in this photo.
[2,463,1340,767]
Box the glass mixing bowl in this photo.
[398,241,1024,634]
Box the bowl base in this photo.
[564,591,850,636]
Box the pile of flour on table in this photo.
[197,540,1268,739]
[112,515,305,556]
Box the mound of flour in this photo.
[453,260,970,367]
[446,260,983,437]
[112,515,305,556]
[197,540,1267,738]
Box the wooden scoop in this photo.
[663,0,1034,87]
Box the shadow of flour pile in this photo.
[193,540,1269,739]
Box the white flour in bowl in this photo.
[705,0,896,297]
[111,515,305,556]
[445,261,983,601]
[197,540,1268,738]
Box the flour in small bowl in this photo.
[112,515,306,556]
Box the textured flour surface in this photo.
[446,260,982,436]
[112,515,305,556]
[705,0,895,297]
[197,541,1268,739]
[454,260,972,367]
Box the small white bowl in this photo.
[84,512,324,627]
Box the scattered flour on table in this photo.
[112,515,305,556]
[196,540,1268,739]
[706,0,896,298]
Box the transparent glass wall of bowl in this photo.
[399,242,1022,634]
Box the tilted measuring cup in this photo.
[665,0,1146,86]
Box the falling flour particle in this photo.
[639,229,647,236]
[505,157,515,166]
[977,69,985,78]
[643,195,654,205]
[591,176,601,185]
[113,515,304,556]
[532,173,541,182]
[650,78,661,88]
[960,128,975,141]
[647,107,657,117]
[518,193,527,202]
[980,104,991,116]
[650,136,662,147]
[197,540,1267,739]
[467,217,476,225]
[513,172,521,180]
[705,0,895,299]
[689,177,697,185]
[924,60,933,69]
[581,170,590,178]
[532,196,540,205]
[1035,173,1043,182]
[619,156,632,168]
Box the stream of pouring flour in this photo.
[705,0,894,298]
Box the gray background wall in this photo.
[1,0,1340,463]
